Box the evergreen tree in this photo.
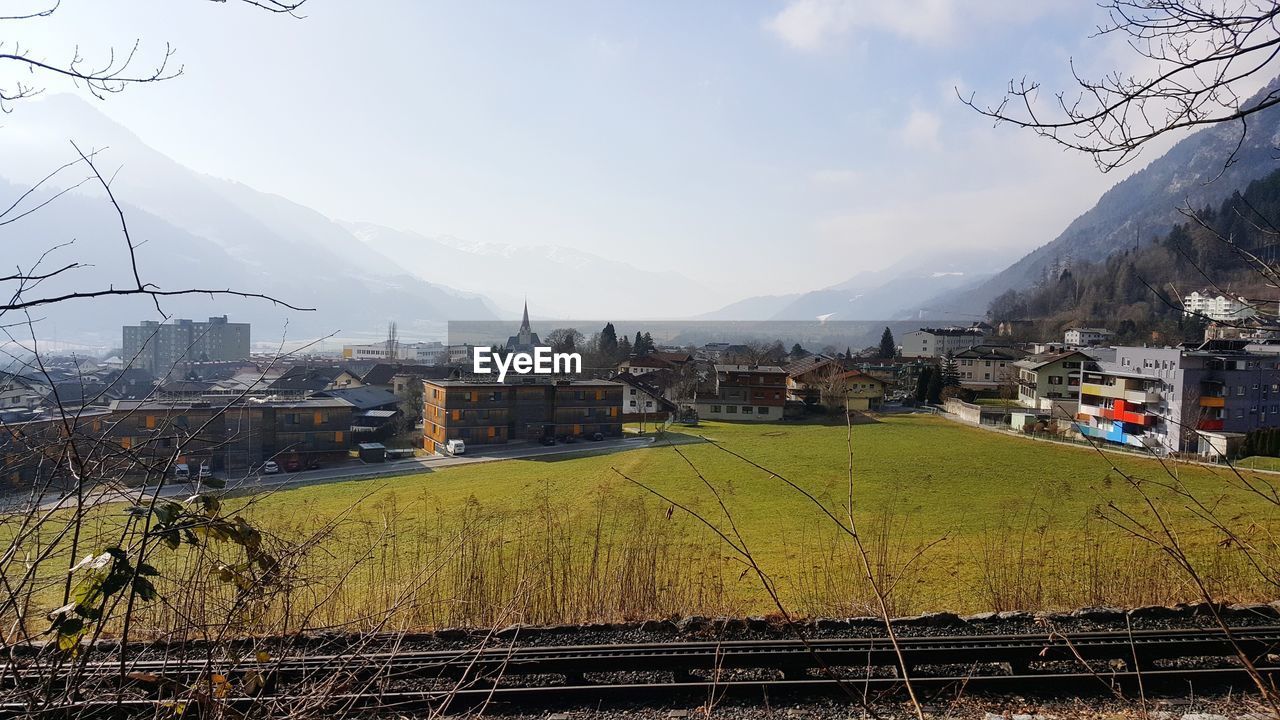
[634,332,645,355]
[878,327,896,359]
[790,343,807,359]
[640,332,656,354]
[600,322,619,359]
[617,335,633,359]
[940,353,961,388]
[926,368,943,404]
[914,367,932,403]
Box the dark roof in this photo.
[953,345,1027,361]
[361,363,449,386]
[713,364,787,374]
[314,386,400,411]
[610,372,678,412]
[783,354,840,378]
[1014,350,1090,370]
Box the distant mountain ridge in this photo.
[920,76,1280,318]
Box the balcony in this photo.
[1124,388,1161,404]
[1197,418,1225,432]
[1199,396,1225,408]
[1080,382,1122,399]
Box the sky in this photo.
[2,0,1190,305]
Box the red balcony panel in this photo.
[1197,419,1224,431]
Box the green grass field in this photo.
[216,414,1280,626]
[12,414,1277,636]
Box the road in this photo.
[18,435,665,512]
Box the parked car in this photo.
[173,463,190,481]
[590,432,605,441]
[283,458,302,473]
[197,464,212,480]
[539,436,556,446]
[445,439,466,455]
[261,460,279,475]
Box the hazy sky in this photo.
[5,1,1191,298]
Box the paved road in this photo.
[19,435,665,512]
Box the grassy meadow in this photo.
[9,414,1280,637]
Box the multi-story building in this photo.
[1014,349,1093,414]
[695,364,788,421]
[899,325,986,358]
[342,341,474,365]
[422,377,622,452]
[122,316,250,378]
[1076,342,1280,455]
[1064,327,1112,346]
[954,345,1027,391]
[1182,291,1259,322]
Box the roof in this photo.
[1013,350,1090,371]
[1068,327,1111,334]
[953,345,1028,361]
[909,326,986,337]
[713,364,787,374]
[783,354,840,377]
[108,397,353,412]
[361,363,448,386]
[358,409,399,419]
[424,378,622,388]
[611,372,679,412]
[314,386,400,411]
[834,369,885,384]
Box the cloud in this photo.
[809,168,861,187]
[765,0,956,52]
[899,109,941,149]
[765,0,1058,52]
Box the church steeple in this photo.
[519,299,531,334]
[517,299,533,346]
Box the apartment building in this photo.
[1076,342,1280,454]
[1064,327,1112,346]
[954,345,1027,391]
[122,316,250,377]
[1182,291,1259,322]
[695,364,788,421]
[1014,349,1093,414]
[422,377,622,452]
[899,326,986,358]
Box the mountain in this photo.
[925,77,1280,318]
[344,222,707,319]
[0,95,497,346]
[701,251,995,321]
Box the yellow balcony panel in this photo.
[1199,396,1225,408]
[1081,383,1124,399]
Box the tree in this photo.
[926,368,944,405]
[599,322,619,359]
[940,353,961,389]
[914,366,932,403]
[878,327,896,359]
[962,1,1280,171]
[617,335,633,359]
[640,332,656,354]
[546,327,584,354]
[790,343,808,359]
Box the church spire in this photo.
[520,298,530,333]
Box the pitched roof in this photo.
[361,363,448,386]
[314,386,400,411]
[953,345,1028,361]
[1013,350,1089,370]
[611,372,678,412]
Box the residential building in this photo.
[831,370,886,411]
[618,352,693,376]
[954,345,1028,391]
[784,354,843,404]
[613,372,677,422]
[1014,349,1093,413]
[899,325,986,358]
[421,377,622,452]
[694,364,787,421]
[122,316,250,377]
[1064,327,1112,346]
[1076,342,1280,455]
[1182,291,1259,322]
[267,365,364,396]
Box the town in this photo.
[3,286,1277,491]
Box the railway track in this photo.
[4,625,1279,716]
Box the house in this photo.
[315,386,403,437]
[783,354,844,404]
[954,345,1028,391]
[694,364,787,421]
[612,372,677,423]
[1183,290,1260,322]
[267,365,364,396]
[1064,327,1112,346]
[1013,350,1094,414]
[829,369,886,411]
[618,351,693,377]
[421,377,622,453]
[899,325,986,358]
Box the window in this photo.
[629,400,637,406]
[710,405,722,413]
[757,406,769,414]
[742,406,754,414]
[1048,376,1063,385]
[726,405,737,413]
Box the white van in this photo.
[173,463,190,481]
[445,439,466,456]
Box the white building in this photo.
[342,341,473,365]
[899,326,986,359]
[1064,327,1111,346]
[1182,291,1258,322]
